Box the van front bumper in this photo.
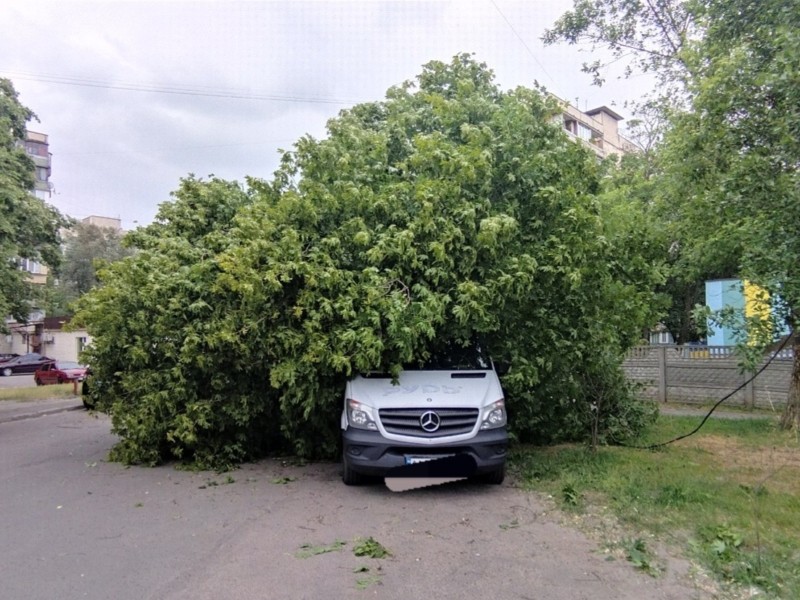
[342,427,508,476]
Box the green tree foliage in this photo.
[0,78,68,327]
[593,137,715,345]
[548,1,800,427]
[595,154,671,338]
[544,2,710,345]
[43,221,133,315]
[75,176,262,467]
[542,0,695,90]
[75,55,657,468]
[663,0,800,427]
[665,0,800,301]
[63,222,132,296]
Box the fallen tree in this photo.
[76,55,658,468]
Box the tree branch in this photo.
[644,0,681,57]
[572,33,677,62]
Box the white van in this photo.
[340,343,508,485]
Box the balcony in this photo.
[26,131,48,144]
[31,154,51,168]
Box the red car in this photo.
[34,361,88,385]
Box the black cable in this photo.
[0,70,365,105]
[621,333,793,450]
[489,0,563,97]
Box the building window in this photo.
[77,337,88,355]
[649,330,674,345]
[576,122,594,141]
[18,258,42,274]
[37,167,49,181]
[563,117,602,145]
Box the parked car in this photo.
[34,361,88,385]
[0,353,54,376]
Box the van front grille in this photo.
[378,408,479,438]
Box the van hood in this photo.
[347,370,502,410]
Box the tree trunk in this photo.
[779,333,800,430]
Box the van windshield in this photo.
[404,342,491,371]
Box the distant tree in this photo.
[547,1,800,428]
[542,0,696,94]
[543,1,708,346]
[0,78,68,328]
[663,0,800,428]
[42,221,132,316]
[594,152,670,340]
[61,222,132,298]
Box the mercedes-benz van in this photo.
[340,344,508,485]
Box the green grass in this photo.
[295,539,347,559]
[0,383,81,402]
[512,415,800,597]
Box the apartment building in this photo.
[558,101,639,159]
[17,131,54,284]
[22,130,53,199]
[80,215,122,231]
[4,129,122,360]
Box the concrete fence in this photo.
[622,345,793,409]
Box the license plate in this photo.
[404,454,454,465]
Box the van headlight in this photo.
[347,399,378,431]
[480,400,507,430]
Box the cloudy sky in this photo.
[1,1,651,229]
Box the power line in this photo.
[56,139,298,157]
[489,0,564,98]
[621,334,794,450]
[0,69,368,106]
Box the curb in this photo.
[0,403,84,425]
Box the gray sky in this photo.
[1,1,650,229]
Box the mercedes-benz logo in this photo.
[419,411,441,432]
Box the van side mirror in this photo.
[494,361,510,376]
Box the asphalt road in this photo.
[0,406,715,600]
[0,372,36,388]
